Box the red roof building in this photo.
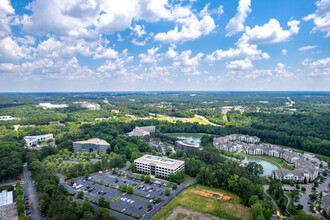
[165,109,179,113]
[49,121,60,125]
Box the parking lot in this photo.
[61,170,175,219]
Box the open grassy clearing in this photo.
[152,184,251,220]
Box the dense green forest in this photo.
[0,92,328,220]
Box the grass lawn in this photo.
[152,184,251,220]
[183,174,195,182]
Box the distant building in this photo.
[0,190,14,207]
[322,190,330,214]
[82,103,100,110]
[127,126,156,137]
[49,121,60,125]
[134,155,185,178]
[24,134,53,147]
[165,109,179,113]
[216,143,237,152]
[175,140,200,151]
[0,116,19,121]
[111,109,120,113]
[73,138,110,153]
[37,103,68,109]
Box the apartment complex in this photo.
[24,134,53,147]
[73,138,110,153]
[134,155,185,178]
[175,140,200,151]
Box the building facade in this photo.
[127,126,156,137]
[24,134,53,147]
[175,140,200,151]
[134,155,185,178]
[73,138,110,153]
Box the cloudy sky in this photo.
[0,0,329,92]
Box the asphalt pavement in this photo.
[23,163,44,220]
[300,176,330,219]
[62,171,196,220]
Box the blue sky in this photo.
[0,0,329,92]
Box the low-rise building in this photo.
[49,121,60,125]
[175,140,200,151]
[37,103,68,109]
[24,134,53,147]
[0,116,19,121]
[73,138,110,153]
[111,109,119,113]
[127,126,156,137]
[82,103,100,110]
[164,109,179,113]
[322,194,330,214]
[0,190,13,207]
[134,155,184,178]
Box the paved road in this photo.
[284,193,292,218]
[0,180,19,187]
[144,179,196,220]
[23,163,43,220]
[300,176,330,218]
[263,185,280,213]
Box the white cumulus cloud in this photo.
[303,0,330,37]
[154,14,215,43]
[225,0,251,37]
[298,45,318,51]
[238,19,300,45]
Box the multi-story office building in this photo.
[175,140,200,151]
[127,126,156,137]
[134,155,184,178]
[24,134,53,147]
[73,138,110,153]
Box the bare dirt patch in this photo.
[165,206,213,220]
[191,187,232,201]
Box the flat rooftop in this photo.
[0,190,13,207]
[134,155,184,170]
[176,140,200,148]
[73,138,110,146]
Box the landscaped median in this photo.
[87,179,153,200]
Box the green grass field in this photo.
[152,184,251,220]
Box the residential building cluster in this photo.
[0,116,19,121]
[127,126,156,137]
[73,138,110,154]
[134,155,185,178]
[175,140,200,151]
[213,134,319,183]
[214,134,260,146]
[244,144,319,182]
[37,103,68,109]
[24,134,53,147]
[321,189,330,215]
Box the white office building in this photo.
[127,126,156,137]
[37,103,68,109]
[24,134,53,147]
[134,155,184,178]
